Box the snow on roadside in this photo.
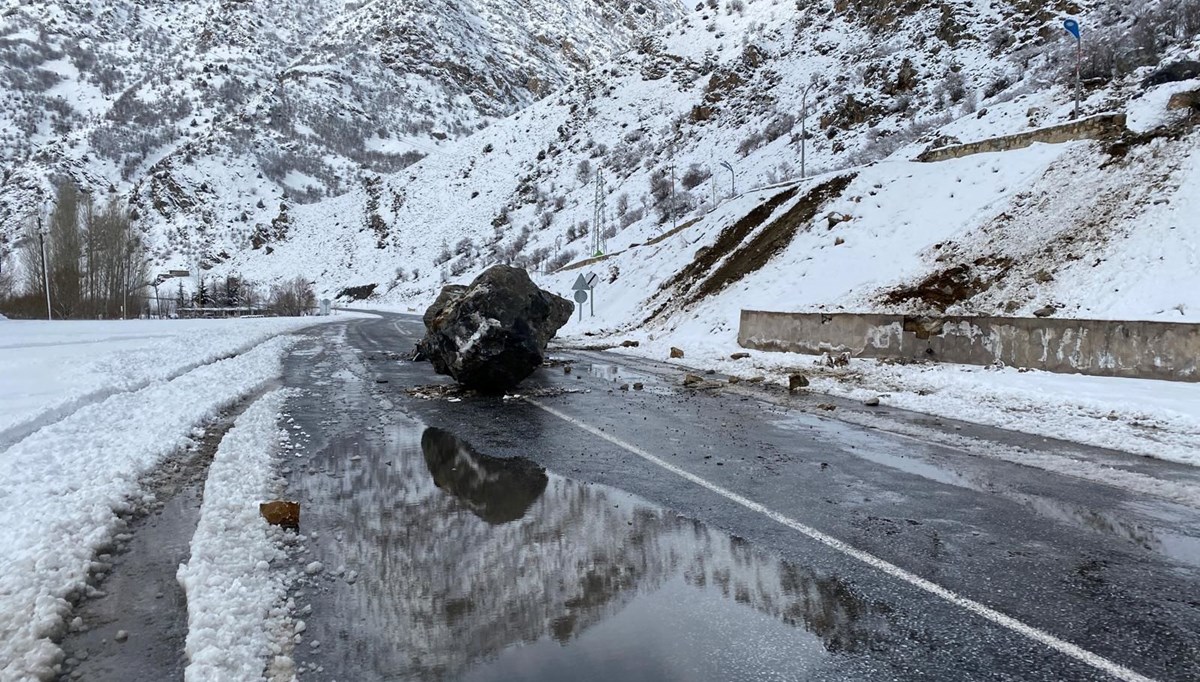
[571,334,1200,470]
[177,389,296,682]
[0,316,352,448]
[0,336,301,681]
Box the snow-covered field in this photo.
[0,316,346,680]
[0,317,345,449]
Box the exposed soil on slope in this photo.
[882,256,1014,311]
[684,173,857,308]
[660,186,800,297]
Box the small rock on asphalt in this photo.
[304,561,323,576]
[115,630,129,643]
[864,396,881,406]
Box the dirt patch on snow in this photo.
[644,174,856,324]
[684,174,857,307]
[882,256,1014,310]
[661,186,800,297]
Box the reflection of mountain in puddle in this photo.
[312,427,892,681]
[422,428,548,524]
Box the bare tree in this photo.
[0,249,14,302]
[84,194,147,318]
[18,219,47,306]
[268,277,316,316]
[48,184,82,318]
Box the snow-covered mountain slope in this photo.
[206,0,1199,330]
[4,0,1198,333]
[0,0,684,261]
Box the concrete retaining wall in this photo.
[916,113,1127,163]
[738,311,1200,382]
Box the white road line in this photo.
[524,397,1158,682]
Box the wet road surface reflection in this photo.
[292,424,891,681]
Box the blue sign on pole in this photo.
[1063,19,1081,41]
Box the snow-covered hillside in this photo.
[189,0,1200,331]
[0,0,683,263]
[3,0,1198,333]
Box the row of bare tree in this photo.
[1,183,149,319]
[176,275,316,317]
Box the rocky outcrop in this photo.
[1142,61,1200,89]
[417,265,573,393]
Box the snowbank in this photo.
[177,390,294,682]
[0,316,350,448]
[0,336,301,681]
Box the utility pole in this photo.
[592,169,607,257]
[800,82,815,178]
[720,160,735,199]
[710,171,717,211]
[37,212,51,321]
[669,144,677,232]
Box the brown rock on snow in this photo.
[260,500,300,530]
[670,347,685,359]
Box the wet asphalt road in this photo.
[280,313,1200,682]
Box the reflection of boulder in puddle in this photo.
[421,428,549,524]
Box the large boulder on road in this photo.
[418,265,573,393]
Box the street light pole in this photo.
[1063,19,1083,119]
[720,160,735,199]
[1080,34,1089,119]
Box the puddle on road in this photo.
[293,427,892,681]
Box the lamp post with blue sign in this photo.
[1064,18,1082,119]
